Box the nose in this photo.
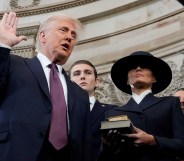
[65,33,74,43]
[80,72,85,80]
[135,66,142,71]
[65,36,71,43]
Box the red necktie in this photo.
[48,63,68,150]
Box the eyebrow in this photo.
[72,70,81,73]
[73,69,93,73]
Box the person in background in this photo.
[69,60,117,160]
[98,51,184,161]
[0,12,92,161]
[173,88,184,113]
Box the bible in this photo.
[100,115,135,134]
[100,115,135,144]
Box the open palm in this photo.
[0,12,26,47]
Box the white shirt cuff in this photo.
[0,43,11,49]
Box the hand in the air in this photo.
[0,12,27,47]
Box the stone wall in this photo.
[0,0,184,105]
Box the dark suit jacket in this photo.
[90,100,116,160]
[98,93,184,161]
[0,48,92,161]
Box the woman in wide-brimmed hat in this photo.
[98,51,184,161]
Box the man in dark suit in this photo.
[0,12,92,161]
[98,51,184,161]
[69,60,117,160]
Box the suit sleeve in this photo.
[0,47,10,101]
[155,97,184,158]
[83,103,93,161]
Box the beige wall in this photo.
[0,0,184,105]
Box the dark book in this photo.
[100,115,135,144]
[107,115,128,121]
[100,119,134,134]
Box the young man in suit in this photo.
[0,12,92,161]
[98,51,184,161]
[69,60,117,160]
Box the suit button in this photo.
[38,132,44,138]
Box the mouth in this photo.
[181,102,184,106]
[134,74,143,77]
[80,82,87,86]
[61,43,70,51]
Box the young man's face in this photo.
[70,64,99,96]
[127,66,156,89]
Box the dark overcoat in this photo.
[98,93,184,161]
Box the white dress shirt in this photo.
[37,52,70,131]
[89,96,96,111]
[132,89,152,104]
[0,43,11,49]
[37,52,68,106]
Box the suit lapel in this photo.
[91,100,106,125]
[113,93,167,114]
[122,98,143,113]
[25,56,50,100]
[25,58,76,114]
[62,70,74,114]
[139,93,166,110]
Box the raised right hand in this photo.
[0,12,27,47]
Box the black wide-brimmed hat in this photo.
[111,51,172,94]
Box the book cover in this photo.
[100,115,135,144]
[100,115,135,134]
[107,115,128,121]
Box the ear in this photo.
[153,77,157,83]
[95,78,100,88]
[39,31,46,43]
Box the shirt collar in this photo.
[37,52,63,73]
[132,89,152,104]
[89,96,96,111]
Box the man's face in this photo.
[173,90,184,111]
[70,64,99,96]
[127,66,156,89]
[39,19,77,65]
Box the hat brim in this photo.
[111,55,172,94]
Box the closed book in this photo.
[107,115,128,121]
[100,119,134,134]
[100,116,135,144]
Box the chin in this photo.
[82,87,89,91]
[182,108,184,114]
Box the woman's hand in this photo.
[125,126,157,146]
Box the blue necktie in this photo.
[48,63,68,150]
